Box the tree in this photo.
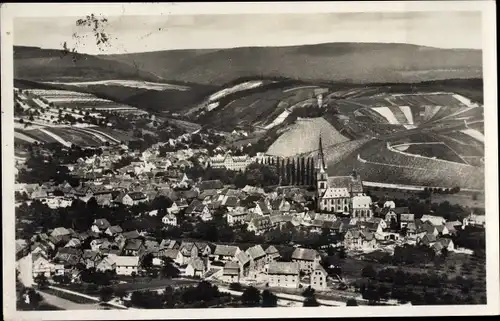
[303,295,320,307]
[115,289,128,302]
[346,298,358,306]
[34,274,49,289]
[302,286,315,298]
[261,289,278,307]
[361,265,377,279]
[99,286,114,302]
[161,257,180,278]
[240,286,261,307]
[141,253,154,270]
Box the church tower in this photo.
[316,134,328,198]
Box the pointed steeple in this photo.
[317,133,327,172]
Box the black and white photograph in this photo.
[2,2,498,320]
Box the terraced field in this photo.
[325,139,484,190]
[14,126,131,147]
[266,117,349,157]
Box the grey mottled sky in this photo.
[14,12,482,55]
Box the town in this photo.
[15,114,487,310]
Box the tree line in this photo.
[255,156,316,187]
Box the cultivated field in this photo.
[266,117,349,157]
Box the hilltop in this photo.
[14,46,162,82]
[101,42,482,85]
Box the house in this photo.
[32,255,55,277]
[105,225,123,237]
[421,215,446,226]
[80,250,101,269]
[199,206,213,222]
[432,238,455,253]
[435,225,450,236]
[247,216,272,235]
[359,219,385,234]
[222,195,240,210]
[51,227,71,238]
[366,217,388,230]
[185,258,207,278]
[267,262,300,288]
[197,180,224,192]
[351,195,373,220]
[213,245,241,262]
[162,213,178,226]
[96,255,117,272]
[246,245,267,272]
[64,238,81,248]
[463,213,486,228]
[311,265,328,291]
[144,240,160,256]
[221,261,240,283]
[91,218,111,233]
[227,209,248,226]
[235,251,251,278]
[122,192,148,206]
[254,201,271,216]
[115,256,140,275]
[160,239,180,251]
[444,222,459,235]
[178,242,199,260]
[400,214,415,229]
[162,249,185,265]
[291,248,321,274]
[418,233,438,246]
[195,242,213,257]
[122,239,145,257]
[265,245,280,263]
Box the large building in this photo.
[316,135,366,215]
[209,153,253,171]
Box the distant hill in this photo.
[14,46,162,82]
[101,42,482,85]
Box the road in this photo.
[38,291,104,311]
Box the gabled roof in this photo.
[268,262,299,275]
[188,257,205,271]
[265,245,279,255]
[107,225,123,234]
[82,250,100,260]
[126,192,147,200]
[214,244,240,257]
[223,196,240,207]
[291,248,319,261]
[163,249,181,259]
[223,261,240,275]
[121,230,141,240]
[160,239,178,249]
[114,256,139,267]
[124,239,143,251]
[256,201,271,214]
[236,251,251,265]
[198,180,224,191]
[326,176,363,193]
[314,265,328,275]
[246,245,266,260]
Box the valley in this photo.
[12,44,485,191]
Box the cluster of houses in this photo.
[18,215,330,292]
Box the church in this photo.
[316,135,372,219]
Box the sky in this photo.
[14,11,482,55]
